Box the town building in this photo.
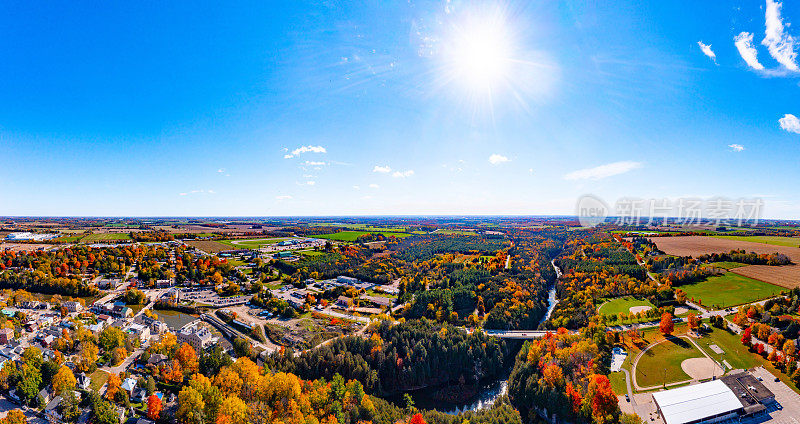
[652,371,773,424]
[125,323,151,345]
[62,301,83,313]
[177,320,213,352]
[0,327,14,344]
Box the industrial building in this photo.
[652,371,773,424]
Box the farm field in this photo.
[316,223,409,232]
[598,296,655,316]
[635,338,703,388]
[314,230,412,242]
[649,235,800,288]
[185,239,233,253]
[678,272,781,308]
[712,235,800,247]
[81,233,132,242]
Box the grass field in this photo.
[598,296,655,316]
[81,233,132,242]
[89,370,110,391]
[53,235,83,242]
[635,338,704,387]
[316,223,410,232]
[702,261,747,270]
[314,231,412,242]
[679,272,781,308]
[712,235,800,247]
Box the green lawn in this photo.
[635,338,704,388]
[679,272,781,308]
[702,261,747,270]
[598,296,655,316]
[314,231,412,242]
[89,370,110,391]
[299,250,325,257]
[712,235,800,247]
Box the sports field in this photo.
[701,261,746,270]
[712,235,800,247]
[679,272,781,308]
[314,231,412,242]
[635,338,703,388]
[598,296,655,316]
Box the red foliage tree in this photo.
[659,313,675,336]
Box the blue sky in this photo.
[1,0,800,217]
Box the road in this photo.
[483,329,576,340]
[201,313,279,353]
[101,347,144,375]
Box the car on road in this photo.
[625,394,630,402]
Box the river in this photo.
[408,261,563,415]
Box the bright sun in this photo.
[444,10,515,94]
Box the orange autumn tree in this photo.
[175,342,199,375]
[659,313,674,336]
[687,313,699,331]
[106,373,121,401]
[147,394,163,420]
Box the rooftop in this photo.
[652,379,743,424]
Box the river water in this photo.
[411,265,562,415]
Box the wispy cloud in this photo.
[353,185,361,190]
[779,114,800,133]
[304,161,326,166]
[373,165,391,173]
[392,170,414,178]
[368,183,380,189]
[275,195,292,200]
[564,161,643,180]
[697,41,717,63]
[729,143,745,152]
[284,145,327,159]
[763,0,798,71]
[217,168,225,173]
[735,32,765,70]
[488,154,510,165]
[179,189,216,196]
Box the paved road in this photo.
[483,329,576,339]
[101,347,144,375]
[620,368,636,407]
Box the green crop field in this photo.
[679,272,781,308]
[712,235,800,247]
[314,231,412,242]
[635,338,704,388]
[81,233,132,242]
[701,261,747,270]
[598,296,655,316]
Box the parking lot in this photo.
[744,367,800,424]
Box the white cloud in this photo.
[305,181,316,186]
[179,193,187,196]
[304,161,326,166]
[284,145,327,159]
[180,189,216,196]
[392,170,415,178]
[353,185,361,190]
[368,183,380,189]
[762,0,798,71]
[729,144,745,152]
[735,32,765,70]
[779,114,800,133]
[275,195,292,200]
[373,165,392,173]
[564,161,643,181]
[217,168,225,173]
[488,154,510,165]
[697,41,717,63]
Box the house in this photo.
[177,321,213,352]
[39,386,54,405]
[0,327,14,344]
[44,395,64,424]
[62,301,83,313]
[147,353,168,366]
[121,377,137,395]
[76,373,91,391]
[41,334,56,348]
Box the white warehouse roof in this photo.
[652,380,743,424]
